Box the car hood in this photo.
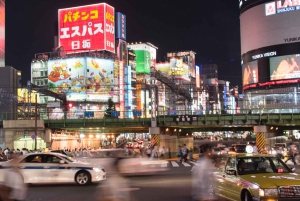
[240,173,300,188]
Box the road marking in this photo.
[171,161,179,167]
[182,162,191,167]
[189,161,197,165]
[161,162,168,167]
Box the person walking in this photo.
[192,144,215,201]
[181,144,188,162]
[177,146,182,162]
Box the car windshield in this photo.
[59,154,76,162]
[237,157,291,175]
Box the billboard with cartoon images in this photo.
[47,57,117,102]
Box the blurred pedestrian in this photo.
[177,146,182,162]
[0,159,28,201]
[192,144,215,201]
[96,158,137,201]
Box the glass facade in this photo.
[243,84,300,114]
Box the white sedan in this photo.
[0,152,106,185]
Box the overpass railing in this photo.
[0,108,299,121]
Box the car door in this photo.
[45,154,72,182]
[222,157,240,200]
[19,154,49,183]
[211,156,227,196]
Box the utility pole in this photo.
[35,93,37,150]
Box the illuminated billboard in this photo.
[58,3,115,53]
[242,60,258,85]
[0,0,4,67]
[167,51,196,77]
[47,57,116,102]
[196,65,200,88]
[270,54,300,80]
[134,50,151,74]
[128,43,157,74]
[240,1,300,55]
[156,59,190,81]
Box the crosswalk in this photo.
[151,160,197,168]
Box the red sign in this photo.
[58,3,115,53]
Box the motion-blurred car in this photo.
[211,153,300,201]
[0,152,106,185]
[77,149,169,175]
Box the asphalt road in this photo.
[26,162,194,201]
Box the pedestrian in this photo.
[0,159,28,201]
[177,146,182,162]
[199,145,204,159]
[192,144,215,201]
[181,144,188,162]
[189,147,194,161]
[285,143,298,165]
[151,146,158,159]
[160,146,165,158]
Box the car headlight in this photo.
[93,167,101,172]
[259,188,278,197]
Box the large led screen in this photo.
[58,3,115,53]
[242,60,258,85]
[270,54,300,80]
[240,1,300,55]
[47,57,116,102]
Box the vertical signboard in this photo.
[119,61,124,118]
[134,50,151,74]
[104,4,115,52]
[0,0,4,67]
[196,65,200,88]
[58,3,115,53]
[115,12,126,40]
[127,65,132,118]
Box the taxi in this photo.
[211,148,300,201]
[0,152,106,185]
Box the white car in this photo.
[77,149,169,175]
[0,152,106,185]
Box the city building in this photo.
[0,0,4,67]
[240,0,300,114]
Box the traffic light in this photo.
[67,102,74,109]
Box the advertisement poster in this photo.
[270,54,300,80]
[156,60,190,81]
[48,57,86,97]
[47,57,116,102]
[58,3,115,53]
[242,60,258,85]
[85,57,115,102]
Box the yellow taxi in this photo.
[211,152,300,201]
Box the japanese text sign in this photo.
[58,3,115,53]
[115,12,126,40]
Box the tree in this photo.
[104,98,116,118]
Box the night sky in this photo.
[6,0,241,87]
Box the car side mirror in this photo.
[226,169,236,175]
[59,160,65,164]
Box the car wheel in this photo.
[75,171,91,185]
[243,190,253,201]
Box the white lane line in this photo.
[189,161,197,165]
[161,162,168,167]
[171,161,179,167]
[182,162,191,167]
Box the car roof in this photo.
[235,153,276,158]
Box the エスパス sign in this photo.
[58,3,115,53]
